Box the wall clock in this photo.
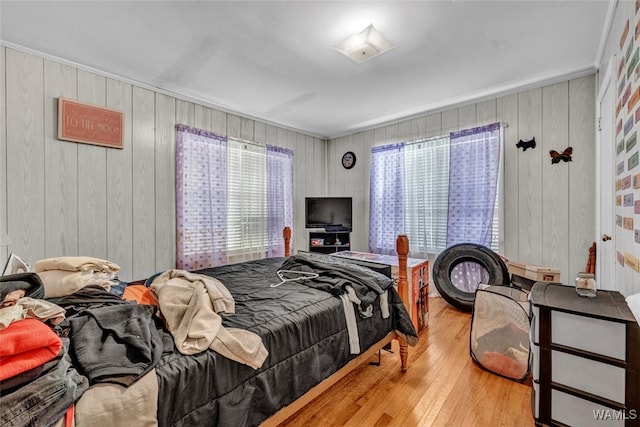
[341,151,356,169]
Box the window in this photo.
[175,124,293,270]
[369,123,502,258]
[227,140,268,261]
[404,135,450,256]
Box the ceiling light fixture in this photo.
[334,24,394,64]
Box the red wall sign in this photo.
[57,98,123,148]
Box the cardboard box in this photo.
[331,251,429,331]
[508,261,561,282]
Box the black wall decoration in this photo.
[549,146,573,164]
[516,137,536,151]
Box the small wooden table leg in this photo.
[399,338,408,372]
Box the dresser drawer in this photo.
[551,389,625,427]
[552,310,626,360]
[552,350,625,404]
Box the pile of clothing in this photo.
[0,272,88,426]
[35,256,122,298]
[0,256,153,427]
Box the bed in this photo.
[0,229,417,427]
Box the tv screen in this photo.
[305,197,352,229]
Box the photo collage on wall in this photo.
[615,7,640,274]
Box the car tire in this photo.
[432,243,509,311]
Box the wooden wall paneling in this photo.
[0,47,6,264]
[568,75,596,282]
[132,87,156,281]
[275,126,287,147]
[497,94,519,258]
[326,137,339,195]
[373,127,386,147]
[338,135,352,195]
[211,109,227,135]
[175,99,195,127]
[106,79,133,280]
[253,121,266,145]
[476,99,497,126]
[76,70,108,259]
[226,114,241,139]
[326,136,338,196]
[517,88,544,264]
[353,130,370,251]
[441,109,459,133]
[241,117,254,141]
[385,123,399,145]
[6,49,46,264]
[194,104,212,131]
[286,130,297,152]
[341,135,350,195]
[316,138,327,196]
[398,120,412,142]
[294,132,307,249]
[425,112,443,137]
[303,135,315,200]
[458,104,477,130]
[43,59,78,257]
[411,116,427,140]
[265,124,277,147]
[541,81,570,280]
[155,93,176,271]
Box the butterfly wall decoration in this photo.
[549,146,573,164]
[516,137,536,151]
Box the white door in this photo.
[597,62,615,291]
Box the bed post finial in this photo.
[283,227,292,257]
[396,234,409,372]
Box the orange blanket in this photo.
[0,318,62,381]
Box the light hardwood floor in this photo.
[279,296,534,427]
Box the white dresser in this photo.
[529,282,640,426]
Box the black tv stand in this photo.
[309,230,351,254]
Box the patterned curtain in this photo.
[175,124,228,270]
[369,144,405,255]
[266,145,294,257]
[446,122,501,247]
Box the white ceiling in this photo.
[0,1,611,139]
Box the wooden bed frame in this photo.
[265,227,411,425]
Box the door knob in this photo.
[602,234,612,241]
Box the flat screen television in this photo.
[305,197,352,230]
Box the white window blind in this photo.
[227,139,268,262]
[404,136,450,256]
